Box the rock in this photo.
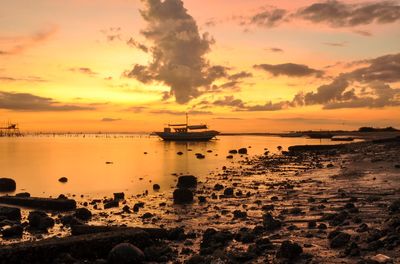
[133,202,144,212]
[213,183,224,191]
[74,208,92,221]
[330,232,351,248]
[388,199,400,213]
[200,228,233,255]
[198,196,206,203]
[60,215,84,226]
[238,148,247,154]
[113,192,125,200]
[0,196,76,211]
[369,254,392,264]
[15,192,30,197]
[173,188,193,204]
[108,243,145,264]
[177,151,183,155]
[2,224,23,238]
[223,187,234,196]
[28,211,55,230]
[233,210,247,219]
[104,200,119,209]
[141,212,153,219]
[195,153,205,159]
[177,175,197,189]
[229,150,238,154]
[234,228,255,243]
[226,155,233,159]
[276,240,303,260]
[0,178,16,192]
[153,184,160,191]
[263,213,281,230]
[58,177,68,183]
[167,227,186,241]
[0,206,21,221]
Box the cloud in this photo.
[126,38,148,52]
[254,63,324,77]
[244,1,400,30]
[149,109,212,115]
[249,7,287,27]
[297,0,400,27]
[292,53,400,109]
[124,0,237,103]
[0,91,94,111]
[100,27,122,42]
[240,101,289,111]
[323,41,347,47]
[101,118,121,122]
[69,67,98,76]
[228,71,253,81]
[0,76,47,82]
[0,26,58,55]
[353,29,372,36]
[127,106,147,113]
[266,47,284,53]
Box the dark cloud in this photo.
[0,26,58,55]
[266,47,284,53]
[69,67,97,76]
[101,27,122,42]
[297,0,400,27]
[211,96,245,108]
[244,1,400,29]
[293,53,400,109]
[249,8,287,27]
[101,118,121,122]
[126,38,148,52]
[0,91,94,111]
[353,29,372,36]
[254,63,324,77]
[124,0,238,103]
[228,71,253,81]
[323,41,347,47]
[240,101,288,111]
[127,106,147,113]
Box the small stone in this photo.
[233,210,247,219]
[223,187,234,196]
[28,211,55,230]
[0,206,21,221]
[276,240,303,260]
[153,184,160,191]
[74,208,92,221]
[108,243,145,264]
[238,148,247,154]
[113,192,125,200]
[0,178,16,192]
[369,254,392,264]
[263,213,281,230]
[198,196,206,203]
[104,200,119,209]
[229,149,238,154]
[58,177,68,183]
[226,155,233,159]
[177,151,183,155]
[15,192,30,197]
[330,232,351,248]
[214,184,224,191]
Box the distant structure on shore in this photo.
[0,122,23,137]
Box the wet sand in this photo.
[1,136,400,263]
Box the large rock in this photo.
[108,243,145,264]
[276,240,303,260]
[0,178,16,192]
[1,225,23,238]
[173,188,193,204]
[0,206,21,221]
[28,211,55,230]
[177,175,197,189]
[238,148,247,154]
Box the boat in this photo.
[154,114,219,141]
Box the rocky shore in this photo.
[1,137,400,263]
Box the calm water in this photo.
[0,135,345,197]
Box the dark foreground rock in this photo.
[173,188,194,204]
[0,206,21,221]
[0,196,76,211]
[108,243,145,264]
[28,211,55,230]
[177,175,198,189]
[276,240,303,260]
[0,178,16,192]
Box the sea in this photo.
[0,134,350,197]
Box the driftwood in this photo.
[0,229,153,264]
[0,196,76,211]
[288,144,345,153]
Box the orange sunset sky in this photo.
[0,0,399,132]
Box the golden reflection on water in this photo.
[0,135,343,197]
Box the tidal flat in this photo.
[0,135,400,264]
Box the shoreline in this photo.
[0,137,400,263]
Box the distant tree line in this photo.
[358,126,399,132]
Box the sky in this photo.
[0,0,399,132]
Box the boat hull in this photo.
[155,131,219,141]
